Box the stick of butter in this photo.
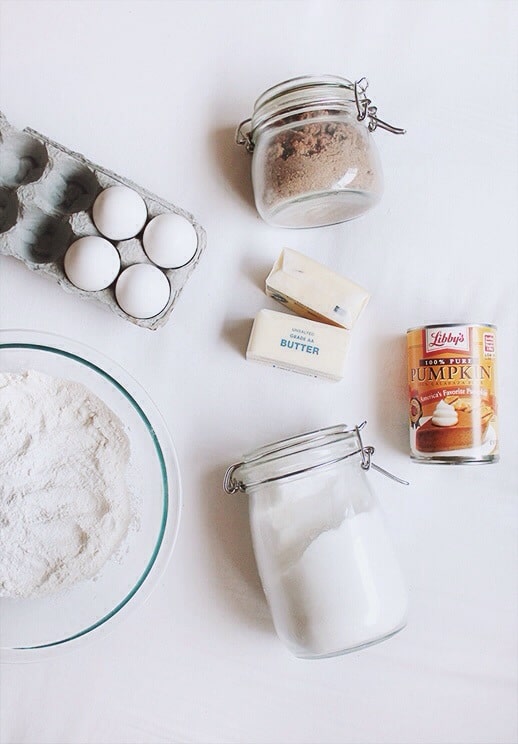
[246,309,350,381]
[265,248,370,330]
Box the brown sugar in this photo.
[261,111,377,209]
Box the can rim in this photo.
[406,322,497,333]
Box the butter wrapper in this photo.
[246,309,350,381]
[265,248,370,330]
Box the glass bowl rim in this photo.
[0,328,182,662]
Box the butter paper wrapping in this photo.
[246,309,350,381]
[265,248,370,330]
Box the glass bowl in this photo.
[0,329,181,661]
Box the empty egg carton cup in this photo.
[0,112,206,329]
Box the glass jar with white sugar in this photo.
[224,423,408,659]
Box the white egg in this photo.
[64,236,121,291]
[143,213,198,269]
[115,264,170,319]
[92,186,148,240]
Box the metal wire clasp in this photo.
[223,422,409,494]
[355,423,409,485]
[223,463,245,494]
[235,118,254,152]
[354,78,406,135]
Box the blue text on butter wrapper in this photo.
[280,339,319,354]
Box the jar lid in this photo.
[236,76,406,152]
[253,74,356,122]
[223,422,409,493]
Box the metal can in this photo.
[407,324,498,464]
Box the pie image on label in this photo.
[415,398,494,453]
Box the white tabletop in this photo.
[1,2,517,743]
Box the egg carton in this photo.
[0,111,206,330]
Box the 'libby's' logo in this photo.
[425,326,470,354]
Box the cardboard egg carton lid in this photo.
[0,111,206,330]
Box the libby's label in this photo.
[424,325,470,355]
[407,324,498,461]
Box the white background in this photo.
[1,1,517,743]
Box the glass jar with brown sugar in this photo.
[236,75,405,229]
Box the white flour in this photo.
[0,370,132,599]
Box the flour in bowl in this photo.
[0,370,133,599]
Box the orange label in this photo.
[407,325,498,461]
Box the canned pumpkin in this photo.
[407,324,498,463]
